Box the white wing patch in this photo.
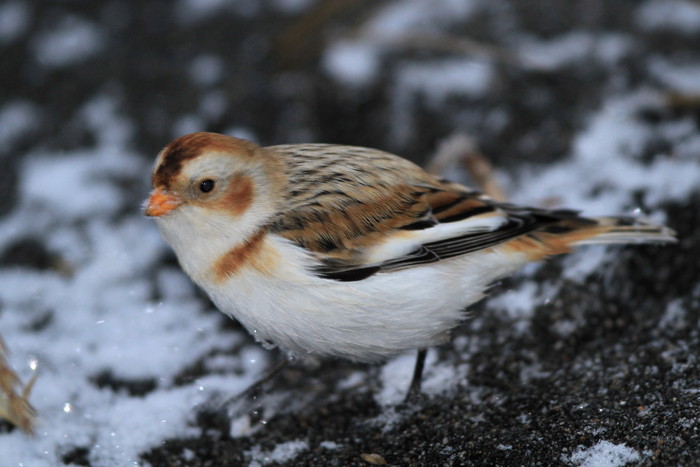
[363,210,506,264]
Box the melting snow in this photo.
[0,100,39,150]
[32,15,105,68]
[0,1,30,43]
[246,439,309,466]
[567,440,642,467]
[635,0,700,34]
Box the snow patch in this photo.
[636,0,700,34]
[514,92,700,213]
[323,40,381,87]
[567,440,642,467]
[272,0,316,14]
[395,59,493,104]
[323,0,484,87]
[376,351,432,405]
[320,440,341,450]
[562,247,611,282]
[390,59,493,144]
[189,55,224,87]
[21,149,137,220]
[648,57,700,94]
[33,16,105,68]
[247,439,309,466]
[366,0,482,35]
[658,299,686,330]
[176,0,259,23]
[0,100,39,151]
[488,282,541,334]
[0,95,263,465]
[517,32,632,71]
[0,1,30,43]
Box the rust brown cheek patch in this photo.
[213,230,267,282]
[220,176,254,217]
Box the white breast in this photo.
[200,235,529,362]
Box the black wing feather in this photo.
[317,207,582,282]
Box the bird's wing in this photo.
[265,144,585,281]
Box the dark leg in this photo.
[221,356,289,407]
[405,348,427,402]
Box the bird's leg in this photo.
[404,348,427,402]
[221,355,289,408]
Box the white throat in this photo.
[155,202,268,286]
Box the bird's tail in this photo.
[568,216,677,247]
[505,215,676,260]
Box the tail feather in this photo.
[572,217,677,246]
[510,216,677,260]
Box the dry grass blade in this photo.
[665,92,700,112]
[427,133,507,202]
[0,336,37,435]
[377,32,532,69]
[276,0,375,67]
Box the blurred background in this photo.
[1,0,699,465]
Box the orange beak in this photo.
[143,188,182,217]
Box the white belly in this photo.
[201,235,527,362]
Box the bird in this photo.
[143,131,676,399]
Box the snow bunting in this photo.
[143,132,676,395]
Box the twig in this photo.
[276,0,375,67]
[427,133,507,201]
[375,32,536,70]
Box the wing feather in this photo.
[264,144,592,281]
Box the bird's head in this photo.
[143,132,284,250]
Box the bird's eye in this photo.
[199,179,215,193]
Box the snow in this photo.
[516,32,632,71]
[488,282,539,320]
[246,439,309,466]
[173,114,207,138]
[376,348,467,406]
[477,86,700,350]
[561,247,610,281]
[0,98,268,465]
[376,352,425,406]
[319,440,340,450]
[0,1,30,43]
[365,0,482,35]
[323,40,381,87]
[189,55,225,87]
[636,0,700,34]
[390,59,493,144]
[396,60,494,104]
[272,0,316,14]
[32,15,105,68]
[648,57,700,94]
[21,150,133,220]
[0,100,39,151]
[176,0,259,23]
[658,299,686,330]
[567,441,642,467]
[322,0,484,87]
[513,91,700,213]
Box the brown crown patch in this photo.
[152,132,260,188]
